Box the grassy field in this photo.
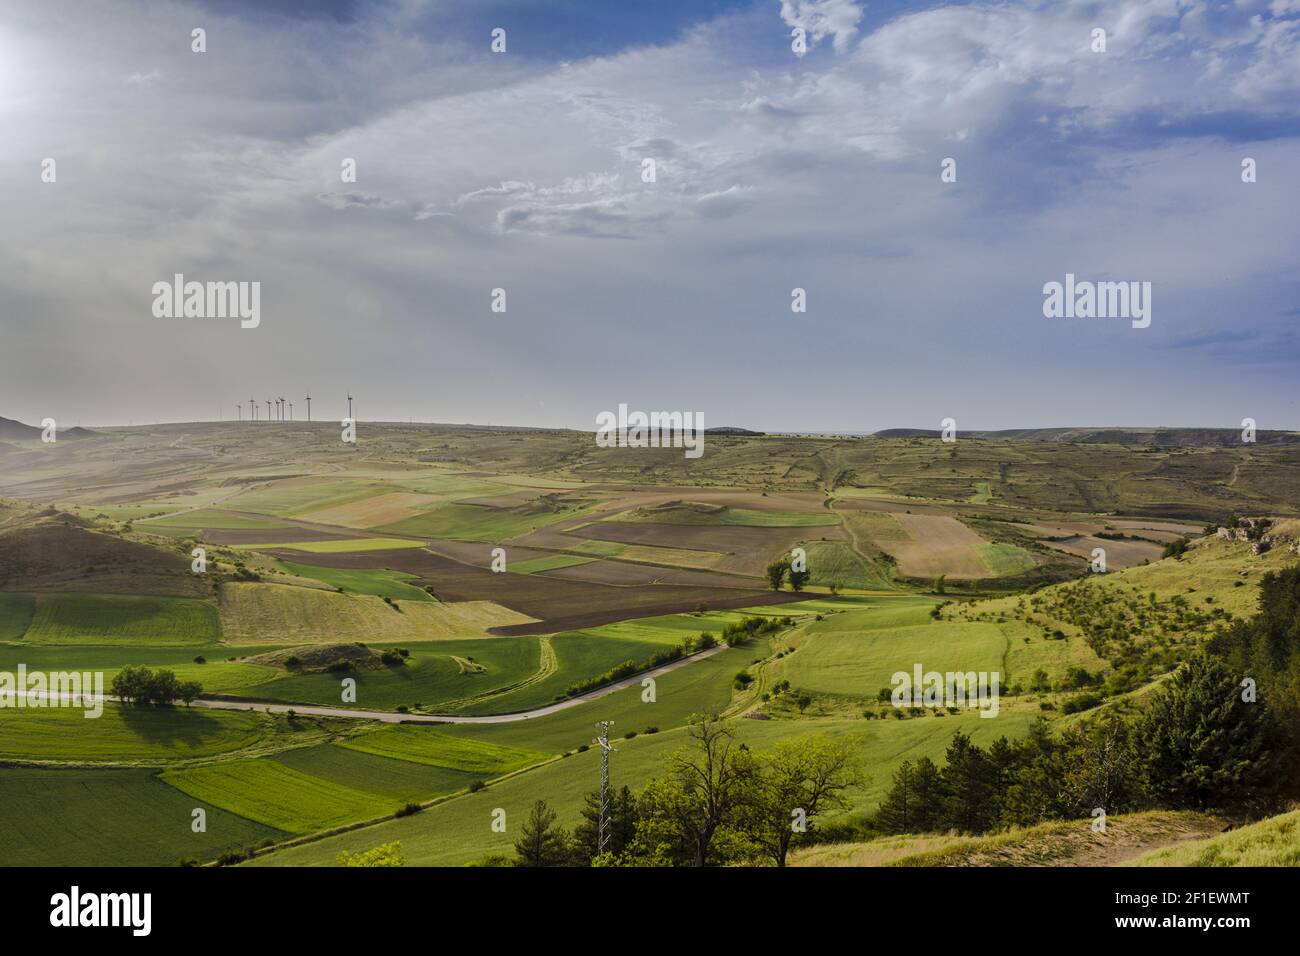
[0,703,269,762]
[276,560,434,601]
[250,709,1036,866]
[1134,809,1300,866]
[274,743,483,802]
[378,501,590,543]
[238,638,542,711]
[792,811,1225,867]
[0,592,36,639]
[161,759,398,834]
[217,582,533,643]
[803,540,893,590]
[23,593,221,646]
[0,767,284,866]
[508,554,597,573]
[242,537,427,553]
[141,510,291,531]
[339,726,547,775]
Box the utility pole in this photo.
[593,721,616,855]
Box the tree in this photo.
[337,841,404,866]
[765,559,789,591]
[788,565,809,592]
[1137,655,1274,811]
[513,800,571,867]
[573,786,638,864]
[939,732,998,833]
[630,715,756,866]
[743,736,862,866]
[875,756,946,833]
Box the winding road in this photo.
[8,642,729,725]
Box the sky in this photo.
[1,0,1298,432]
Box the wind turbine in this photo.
[250,395,257,422]
[288,402,294,421]
[237,402,242,422]
[305,393,311,422]
[279,396,286,421]
[346,392,353,421]
[266,399,272,421]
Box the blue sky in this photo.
[1,0,1298,431]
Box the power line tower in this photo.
[593,721,617,855]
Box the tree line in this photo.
[488,719,862,868]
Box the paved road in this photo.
[6,643,728,724]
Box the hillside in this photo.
[1133,809,1300,866]
[0,415,96,441]
[871,426,1300,446]
[790,811,1226,867]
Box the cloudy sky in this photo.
[1,0,1298,432]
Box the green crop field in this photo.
[162,759,398,834]
[225,480,385,517]
[0,592,36,639]
[377,502,586,542]
[0,703,269,762]
[804,540,894,590]
[777,617,1005,700]
[239,638,542,712]
[508,554,596,573]
[141,510,291,531]
[240,537,427,553]
[338,726,547,775]
[0,767,284,866]
[22,593,221,646]
[276,560,434,601]
[274,743,483,802]
[976,542,1037,576]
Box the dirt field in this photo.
[1043,535,1163,569]
[296,491,439,528]
[272,548,799,634]
[885,514,991,579]
[567,521,844,576]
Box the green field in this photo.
[0,767,283,866]
[0,703,269,762]
[378,502,586,542]
[251,709,1036,867]
[241,537,427,554]
[339,726,547,775]
[225,480,384,517]
[804,540,893,590]
[777,614,1004,700]
[508,554,596,573]
[23,593,221,646]
[976,542,1037,576]
[239,638,542,712]
[141,510,291,531]
[162,759,398,834]
[0,592,36,639]
[277,560,434,601]
[274,743,483,802]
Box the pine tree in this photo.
[939,732,998,833]
[514,799,571,867]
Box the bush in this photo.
[467,780,486,793]
[395,803,422,818]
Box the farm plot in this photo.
[23,593,221,646]
[295,491,439,529]
[162,760,396,834]
[238,637,541,712]
[217,582,534,644]
[339,726,547,775]
[271,743,483,803]
[0,703,268,762]
[278,548,799,635]
[570,521,841,576]
[0,592,35,640]
[0,768,284,866]
[777,615,1004,700]
[275,560,434,602]
[224,479,387,517]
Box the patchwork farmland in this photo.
[1,421,1298,869]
